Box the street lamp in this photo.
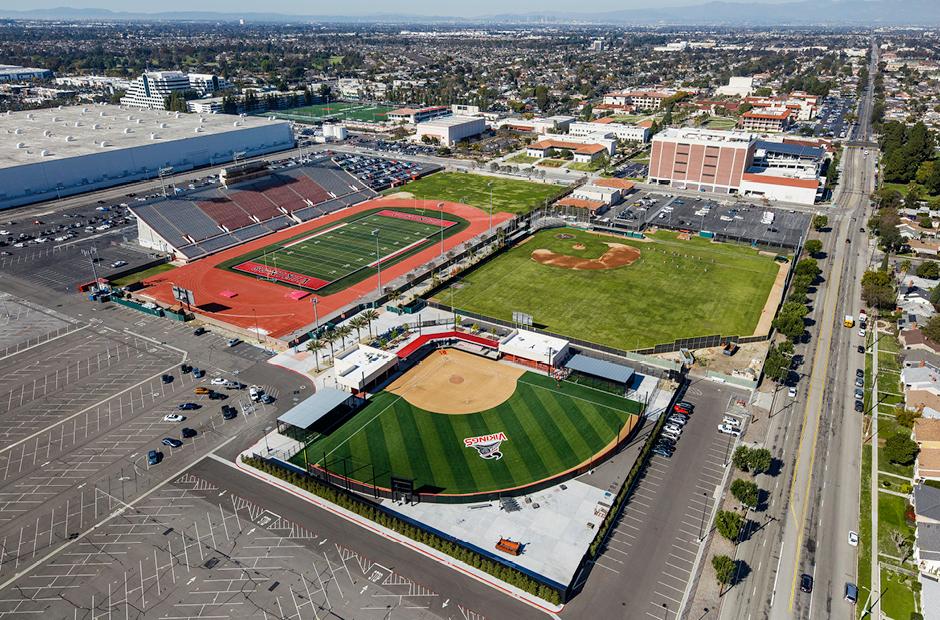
[158,166,174,199]
[311,297,320,334]
[662,603,668,620]
[263,426,272,453]
[82,246,100,289]
[487,181,493,232]
[698,491,708,541]
[437,201,445,256]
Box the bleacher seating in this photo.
[196,198,254,231]
[229,189,281,221]
[231,222,268,242]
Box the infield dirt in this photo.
[531,242,641,270]
[386,349,524,414]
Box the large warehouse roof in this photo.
[0,104,285,169]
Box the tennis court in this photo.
[229,208,462,292]
[269,102,394,123]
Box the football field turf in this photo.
[220,207,467,293]
[267,102,394,122]
[293,371,641,496]
[443,228,782,350]
[387,172,567,215]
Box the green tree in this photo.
[812,214,829,231]
[730,478,760,508]
[861,269,896,309]
[804,239,823,257]
[896,408,922,428]
[714,510,744,542]
[773,312,805,340]
[712,555,735,592]
[732,446,752,472]
[916,260,940,279]
[794,258,821,281]
[923,315,940,344]
[763,343,792,382]
[747,448,772,475]
[900,259,912,274]
[884,432,919,465]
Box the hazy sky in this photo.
[19,0,802,17]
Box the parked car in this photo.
[222,406,237,420]
[223,380,242,390]
[208,391,226,400]
[147,450,162,466]
[193,327,207,336]
[180,364,192,374]
[162,437,183,448]
[848,531,859,546]
[664,423,683,434]
[856,368,864,378]
[181,427,197,439]
[652,445,673,458]
[161,374,173,384]
[210,377,227,385]
[718,424,741,437]
[854,388,864,400]
[673,401,694,415]
[163,414,185,423]
[844,582,858,604]
[249,385,263,402]
[857,345,865,354]
[788,386,797,398]
[721,416,741,427]
[226,338,240,347]
[800,574,814,593]
[193,386,210,395]
[177,402,200,411]
[855,400,864,412]
[666,415,687,426]
[260,394,274,404]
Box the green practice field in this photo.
[267,102,394,123]
[219,207,468,294]
[386,172,567,215]
[443,228,782,350]
[293,372,640,496]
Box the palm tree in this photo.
[362,309,379,338]
[389,290,402,308]
[324,329,338,361]
[349,315,368,341]
[306,338,325,372]
[335,325,353,350]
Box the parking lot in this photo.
[810,96,857,139]
[333,151,440,191]
[564,383,747,620]
[599,191,810,249]
[348,135,441,158]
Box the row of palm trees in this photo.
[305,309,380,372]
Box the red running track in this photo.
[139,197,514,340]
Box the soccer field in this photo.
[387,172,566,215]
[293,370,641,496]
[221,207,468,293]
[268,102,394,123]
[443,228,783,350]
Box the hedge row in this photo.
[587,410,669,557]
[242,455,563,604]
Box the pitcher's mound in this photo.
[532,243,640,270]
[387,349,524,414]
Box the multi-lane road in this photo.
[720,40,880,620]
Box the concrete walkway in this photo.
[869,324,881,618]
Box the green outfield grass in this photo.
[268,101,394,123]
[293,371,641,495]
[110,263,176,287]
[387,172,567,215]
[703,116,739,130]
[218,206,468,294]
[443,228,781,350]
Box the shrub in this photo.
[730,478,760,508]
[715,510,744,542]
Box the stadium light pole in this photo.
[372,229,382,304]
[311,297,319,334]
[158,166,174,199]
[487,181,493,232]
[437,202,445,257]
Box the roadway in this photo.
[718,39,878,620]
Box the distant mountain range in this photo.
[2,0,939,26]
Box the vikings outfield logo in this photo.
[464,432,508,460]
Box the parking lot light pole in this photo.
[724,431,733,465]
[372,229,381,303]
[487,181,493,232]
[263,426,272,454]
[698,491,708,541]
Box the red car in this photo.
[673,401,694,415]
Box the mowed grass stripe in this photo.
[417,412,466,491]
[428,412,483,492]
[522,388,587,469]
[465,410,513,490]
[501,397,553,481]
[392,405,437,485]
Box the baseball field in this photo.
[293,350,641,497]
[387,172,567,215]
[218,206,468,294]
[443,228,784,350]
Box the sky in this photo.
[15,0,805,17]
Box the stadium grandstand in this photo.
[131,155,435,260]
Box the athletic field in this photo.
[387,172,566,215]
[220,207,467,294]
[443,228,783,350]
[268,102,394,123]
[293,354,641,496]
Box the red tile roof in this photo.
[741,173,818,189]
[529,139,606,155]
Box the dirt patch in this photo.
[386,349,524,414]
[753,259,790,336]
[572,243,586,251]
[384,191,415,199]
[531,243,640,270]
[555,233,574,240]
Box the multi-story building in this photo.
[494,115,575,135]
[649,127,825,205]
[568,120,650,143]
[602,89,676,110]
[741,108,793,133]
[55,75,133,91]
[388,105,451,124]
[120,71,230,110]
[744,93,818,121]
[526,134,617,162]
[0,65,53,82]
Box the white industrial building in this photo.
[0,104,294,211]
[0,65,53,82]
[715,76,755,98]
[498,330,570,369]
[120,71,231,110]
[333,345,399,392]
[415,115,486,145]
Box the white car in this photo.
[721,416,741,427]
[848,531,859,546]
[718,424,741,437]
[664,424,683,434]
[249,385,263,401]
[858,328,866,338]
[788,386,797,398]
[163,413,185,423]
[210,377,227,386]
